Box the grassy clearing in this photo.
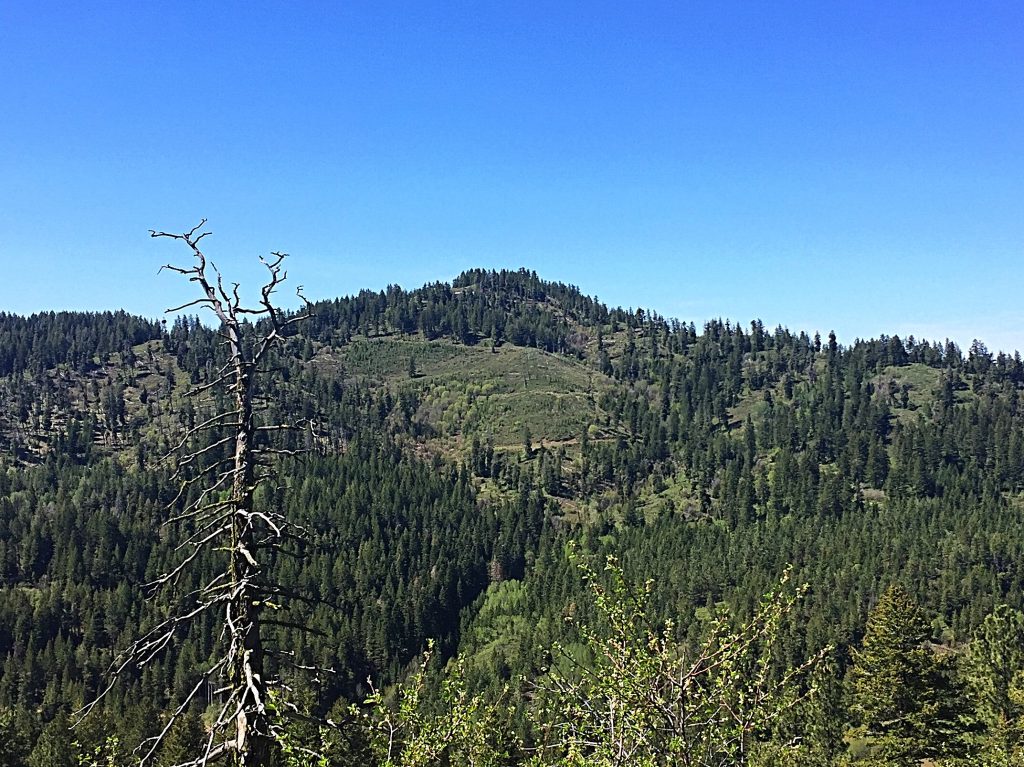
[433,347,604,446]
[877,363,943,426]
[728,388,775,430]
[635,470,699,522]
[328,337,467,380]
[332,338,611,447]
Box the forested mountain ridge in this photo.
[2,267,1024,764]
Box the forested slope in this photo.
[2,268,1023,764]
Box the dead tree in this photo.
[80,221,318,766]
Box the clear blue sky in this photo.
[1,2,1022,353]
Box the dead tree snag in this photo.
[80,221,316,766]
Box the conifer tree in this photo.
[849,584,971,764]
[27,712,75,767]
[156,710,207,767]
[79,222,318,766]
[0,706,35,767]
[965,605,1024,761]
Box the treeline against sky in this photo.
[1,269,1024,763]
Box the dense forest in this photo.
[2,268,1024,765]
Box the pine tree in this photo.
[27,712,75,767]
[0,706,36,767]
[965,605,1024,762]
[849,584,971,765]
[156,710,207,767]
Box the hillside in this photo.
[2,268,1024,763]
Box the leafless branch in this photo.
[83,222,330,767]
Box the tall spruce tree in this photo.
[849,584,971,765]
[156,710,207,767]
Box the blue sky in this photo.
[1,2,1022,353]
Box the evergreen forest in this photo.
[2,267,1024,765]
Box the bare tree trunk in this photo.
[79,221,320,767]
[229,334,270,764]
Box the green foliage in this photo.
[960,605,1024,763]
[0,706,36,767]
[355,642,516,767]
[849,584,972,765]
[528,549,827,766]
[966,605,1024,727]
[2,268,1024,763]
[27,713,75,767]
[154,710,207,767]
